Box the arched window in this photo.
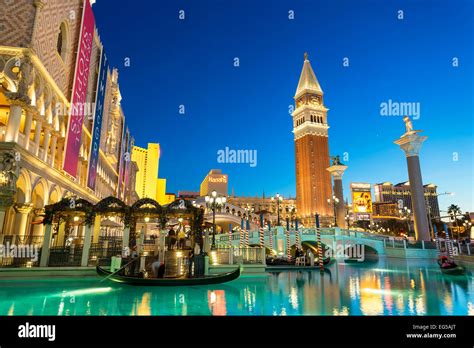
[57,22,68,62]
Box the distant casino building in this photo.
[132,143,160,199]
[0,0,137,240]
[372,202,399,218]
[374,181,440,218]
[131,142,175,205]
[200,169,228,197]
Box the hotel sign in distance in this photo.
[351,182,373,221]
[207,175,228,196]
[200,170,228,196]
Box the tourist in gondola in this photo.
[188,248,195,276]
[151,259,165,278]
[125,245,140,276]
[178,228,186,250]
[436,245,457,269]
[167,227,177,250]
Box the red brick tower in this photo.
[292,53,333,225]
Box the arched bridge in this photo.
[215,227,387,256]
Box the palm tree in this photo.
[447,204,462,240]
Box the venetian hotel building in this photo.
[0,0,137,244]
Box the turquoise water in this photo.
[0,258,473,315]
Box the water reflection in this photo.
[0,258,473,316]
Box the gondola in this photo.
[344,258,362,264]
[439,265,466,276]
[344,256,378,264]
[440,266,465,275]
[437,259,466,276]
[96,265,241,286]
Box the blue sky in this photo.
[92,0,473,212]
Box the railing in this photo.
[24,235,44,246]
[300,228,335,236]
[88,242,122,265]
[0,247,41,268]
[211,247,265,265]
[0,236,43,268]
[48,246,83,267]
[384,238,443,250]
[458,243,474,255]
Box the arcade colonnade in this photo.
[39,197,203,267]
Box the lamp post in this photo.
[286,204,296,227]
[399,207,411,237]
[243,205,253,248]
[426,192,452,240]
[205,190,227,250]
[463,221,472,239]
[271,193,283,226]
[345,213,351,229]
[327,195,340,227]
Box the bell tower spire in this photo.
[292,53,333,225]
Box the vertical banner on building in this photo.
[63,0,95,177]
[123,135,133,200]
[116,124,128,199]
[87,49,108,190]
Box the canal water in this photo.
[0,258,472,315]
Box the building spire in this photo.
[295,52,323,98]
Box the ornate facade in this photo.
[227,194,297,225]
[0,0,138,243]
[292,53,333,225]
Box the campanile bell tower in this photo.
[292,53,333,225]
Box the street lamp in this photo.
[286,204,297,227]
[426,192,453,240]
[271,193,283,226]
[205,190,227,250]
[345,213,351,228]
[399,207,411,236]
[244,204,254,226]
[463,221,472,238]
[327,195,340,227]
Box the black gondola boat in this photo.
[440,266,466,275]
[437,259,466,276]
[96,265,241,286]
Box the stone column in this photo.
[23,112,34,150]
[13,203,33,240]
[81,225,93,267]
[31,208,45,238]
[5,104,23,143]
[123,226,130,252]
[56,220,67,247]
[394,118,430,241]
[33,121,42,156]
[327,162,348,228]
[42,128,51,162]
[0,210,6,235]
[40,224,52,267]
[204,228,210,253]
[49,135,57,166]
[92,214,101,244]
[0,188,15,235]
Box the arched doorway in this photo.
[43,197,95,266]
[28,179,48,244]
